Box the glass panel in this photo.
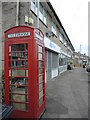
[39,90,43,99]
[9,61,11,68]
[26,70,28,77]
[12,94,25,102]
[12,70,25,77]
[26,95,28,102]
[39,83,43,92]
[39,61,43,68]
[9,45,11,52]
[39,75,43,83]
[26,44,28,51]
[9,53,11,60]
[26,78,28,86]
[12,44,25,51]
[13,102,25,111]
[12,86,25,94]
[9,86,11,92]
[39,97,44,107]
[9,70,11,77]
[26,103,29,111]
[26,53,28,60]
[38,46,42,53]
[12,52,25,60]
[38,53,42,60]
[39,69,43,75]
[12,60,25,68]
[9,77,11,84]
[12,77,25,86]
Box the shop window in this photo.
[59,54,67,66]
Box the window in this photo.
[59,54,67,66]
[52,22,57,36]
[9,44,29,111]
[64,39,67,46]
[60,33,63,42]
[38,45,44,107]
[31,1,47,25]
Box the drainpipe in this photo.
[37,0,39,28]
[16,0,19,26]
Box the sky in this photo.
[50,0,89,55]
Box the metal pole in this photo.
[37,0,39,28]
[80,44,82,66]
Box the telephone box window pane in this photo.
[12,86,25,94]
[12,61,25,68]
[9,53,11,60]
[9,45,11,52]
[12,52,25,60]
[39,90,43,99]
[26,61,28,68]
[12,44,25,51]
[12,70,25,77]
[39,97,44,107]
[26,78,28,86]
[26,103,29,111]
[9,61,11,68]
[12,94,25,102]
[38,46,42,53]
[9,94,11,100]
[39,61,43,68]
[12,77,25,86]
[38,53,42,60]
[13,102,25,111]
[9,77,11,84]
[39,75,43,83]
[39,69,43,75]
[9,70,11,76]
[9,86,11,92]
[26,53,28,60]
[39,83,43,92]
[26,44,28,51]
[26,70,28,77]
[26,95,28,102]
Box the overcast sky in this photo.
[50,0,89,55]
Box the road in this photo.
[42,67,88,118]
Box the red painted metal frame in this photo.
[4,26,45,118]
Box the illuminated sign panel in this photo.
[8,32,30,38]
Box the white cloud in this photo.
[50,0,89,55]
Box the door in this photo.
[45,50,52,81]
[8,43,29,112]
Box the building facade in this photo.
[2,1,75,82]
[73,52,89,67]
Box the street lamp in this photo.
[80,44,82,66]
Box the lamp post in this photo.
[80,44,82,67]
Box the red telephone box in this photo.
[4,26,45,118]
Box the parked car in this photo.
[86,65,90,72]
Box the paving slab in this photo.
[42,67,88,118]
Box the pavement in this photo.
[42,67,88,118]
